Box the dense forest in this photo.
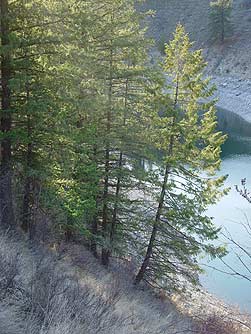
[0,0,230,293]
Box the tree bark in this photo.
[65,217,73,242]
[21,172,32,233]
[108,76,128,256]
[21,82,34,237]
[109,151,123,251]
[90,215,98,257]
[0,0,14,227]
[101,45,113,266]
[134,164,169,284]
[134,78,179,284]
[90,145,99,258]
[101,146,110,265]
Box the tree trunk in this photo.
[134,79,179,284]
[21,152,34,238]
[90,215,98,258]
[108,77,128,256]
[21,82,34,237]
[101,146,110,265]
[90,144,99,258]
[21,173,32,234]
[0,0,14,227]
[101,45,113,266]
[134,164,169,284]
[65,218,73,242]
[109,151,123,252]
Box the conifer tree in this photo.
[12,1,51,235]
[72,0,152,265]
[210,0,233,43]
[41,0,106,244]
[0,0,72,235]
[134,25,227,290]
[1,2,229,288]
[8,0,65,237]
[0,0,15,227]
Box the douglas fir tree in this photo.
[134,25,227,291]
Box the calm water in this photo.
[201,109,251,312]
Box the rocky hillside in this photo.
[142,0,251,79]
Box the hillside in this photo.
[1,231,250,334]
[0,230,192,334]
[1,2,251,333]
[140,0,251,121]
[142,0,251,79]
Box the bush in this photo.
[0,233,19,299]
[194,314,239,334]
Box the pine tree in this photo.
[12,1,49,235]
[1,3,229,289]
[0,0,74,236]
[71,0,153,265]
[8,0,66,237]
[210,0,233,43]
[0,0,15,227]
[134,24,227,291]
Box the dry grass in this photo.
[0,230,249,334]
[193,314,239,334]
[0,231,191,334]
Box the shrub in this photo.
[194,314,239,334]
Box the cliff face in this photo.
[142,0,251,79]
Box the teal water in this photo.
[201,109,251,312]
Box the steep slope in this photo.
[0,231,250,334]
[142,0,251,79]
[0,231,192,334]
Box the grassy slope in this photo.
[0,231,250,333]
[0,231,192,334]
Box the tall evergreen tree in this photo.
[0,0,73,236]
[9,0,65,237]
[1,2,229,292]
[71,0,153,265]
[0,0,15,227]
[210,0,233,43]
[134,25,227,290]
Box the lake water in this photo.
[201,109,251,312]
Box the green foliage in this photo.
[134,24,227,291]
[1,2,228,293]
